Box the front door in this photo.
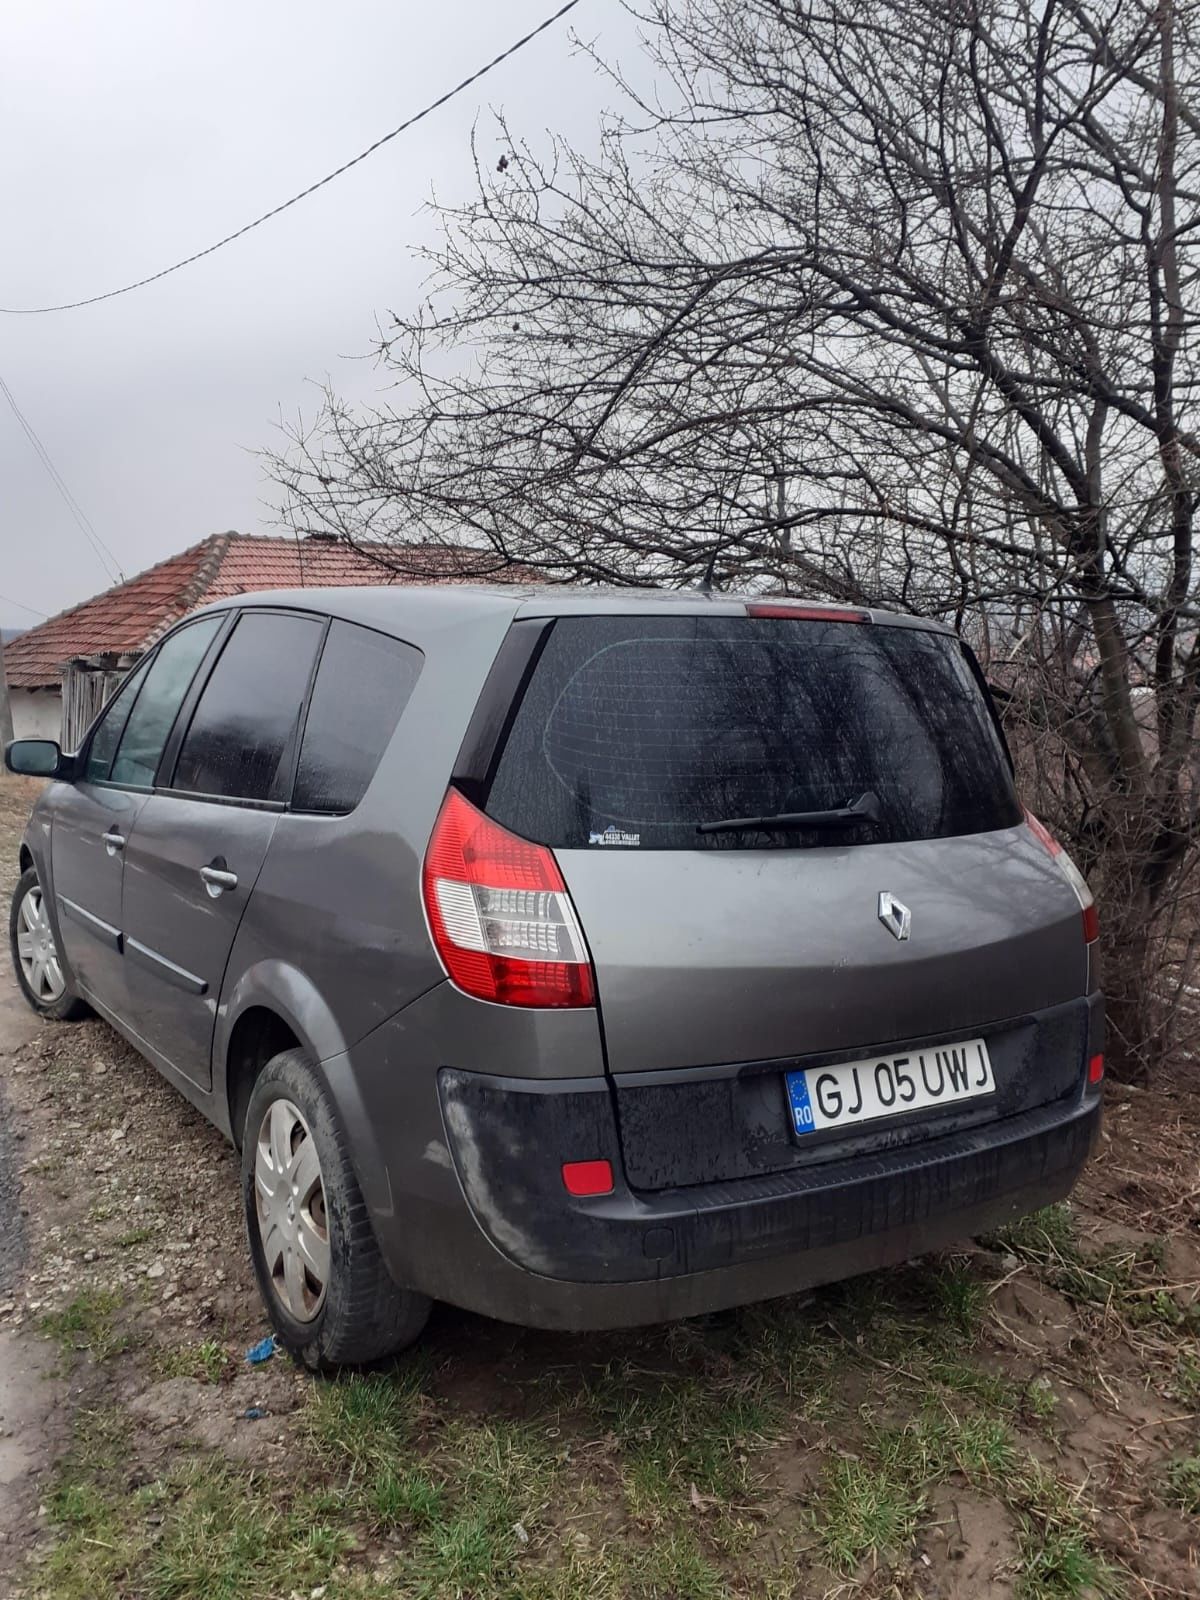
[49,616,226,1023]
[49,780,145,1010]
[118,608,325,1088]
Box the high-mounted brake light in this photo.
[1024,809,1099,946]
[422,788,595,1008]
[746,603,870,623]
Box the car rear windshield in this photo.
[484,615,1020,850]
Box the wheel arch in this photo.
[216,960,395,1217]
[224,1006,303,1150]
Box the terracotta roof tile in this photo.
[5,534,529,688]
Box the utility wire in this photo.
[0,0,583,315]
[0,591,47,620]
[0,374,124,582]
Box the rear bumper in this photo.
[436,1067,1101,1318]
[328,980,1102,1332]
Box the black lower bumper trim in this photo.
[437,1067,1101,1285]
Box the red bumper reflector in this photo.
[1082,904,1100,944]
[561,1159,614,1197]
[1088,1053,1104,1085]
[746,603,869,623]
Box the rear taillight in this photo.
[1024,809,1098,945]
[422,788,595,1008]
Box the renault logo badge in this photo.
[878,892,912,941]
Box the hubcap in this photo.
[15,885,66,1004]
[253,1098,330,1322]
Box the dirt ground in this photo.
[0,770,1197,1600]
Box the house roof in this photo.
[4,532,524,689]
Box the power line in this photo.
[0,374,124,583]
[0,0,583,316]
[0,591,47,620]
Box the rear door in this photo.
[119,610,325,1088]
[49,619,223,1010]
[482,611,1088,1075]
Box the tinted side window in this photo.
[293,622,421,814]
[109,618,223,788]
[84,655,153,782]
[172,612,323,802]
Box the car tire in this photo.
[9,867,90,1022]
[242,1048,431,1371]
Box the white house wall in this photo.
[10,688,63,742]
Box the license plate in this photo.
[786,1038,994,1137]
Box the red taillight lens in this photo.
[1088,1053,1104,1085]
[1024,808,1098,945]
[561,1159,614,1196]
[422,788,595,1008]
[746,603,870,623]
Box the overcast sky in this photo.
[0,0,639,630]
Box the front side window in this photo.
[293,622,421,814]
[172,612,323,802]
[485,615,1021,849]
[84,655,153,783]
[108,618,222,788]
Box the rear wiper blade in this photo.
[696,791,883,836]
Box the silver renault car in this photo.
[6,588,1103,1369]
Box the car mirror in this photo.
[4,738,68,778]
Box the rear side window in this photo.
[293,621,421,814]
[109,617,223,788]
[172,612,323,802]
[485,616,1021,850]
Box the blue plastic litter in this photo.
[242,1406,268,1421]
[245,1335,278,1365]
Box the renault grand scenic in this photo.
[6,587,1103,1369]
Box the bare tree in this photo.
[271,0,1200,1076]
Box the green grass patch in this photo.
[989,1205,1197,1336]
[1170,1347,1200,1405]
[156,1338,232,1384]
[40,1457,350,1600]
[1164,1453,1200,1515]
[307,1365,428,1478]
[989,1202,1078,1258]
[814,1451,924,1573]
[577,1361,780,1521]
[116,1224,155,1248]
[1012,1458,1120,1599]
[40,1289,127,1361]
[811,1401,1116,1593]
[724,1295,841,1415]
[926,1258,990,1336]
[145,1463,349,1600]
[402,1417,560,1596]
[517,1528,727,1600]
[310,1369,562,1591]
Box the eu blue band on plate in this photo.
[786,1071,816,1135]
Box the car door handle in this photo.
[101,830,125,857]
[199,865,238,897]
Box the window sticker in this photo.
[588,824,641,847]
